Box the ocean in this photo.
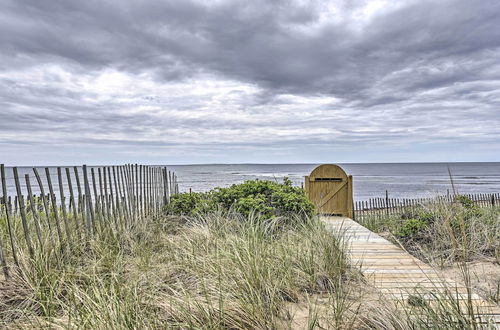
[2,163,500,201]
[166,163,500,200]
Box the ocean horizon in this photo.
[3,162,499,201]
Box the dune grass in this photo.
[1,204,499,328]
[0,210,362,328]
[357,198,500,328]
[358,200,500,266]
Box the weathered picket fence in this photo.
[0,164,178,279]
[354,191,499,220]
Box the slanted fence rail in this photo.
[354,191,499,221]
[0,164,178,279]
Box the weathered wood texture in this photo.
[354,192,500,221]
[305,164,353,218]
[0,164,179,280]
[322,216,500,325]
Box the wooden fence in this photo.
[0,164,178,279]
[353,191,499,220]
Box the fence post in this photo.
[57,167,72,243]
[82,165,95,235]
[0,165,11,277]
[65,168,80,235]
[385,190,389,215]
[13,167,35,258]
[45,168,64,247]
[25,174,43,247]
[73,167,83,216]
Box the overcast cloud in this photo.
[1,0,499,165]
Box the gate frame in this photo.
[304,164,353,219]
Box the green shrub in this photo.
[396,219,428,239]
[455,195,483,220]
[165,178,315,219]
[417,211,437,224]
[455,195,475,209]
[166,192,214,216]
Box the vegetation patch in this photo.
[360,195,499,264]
[165,178,315,220]
[2,190,499,328]
[0,211,364,328]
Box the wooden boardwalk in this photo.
[321,216,500,326]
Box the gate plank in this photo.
[319,180,347,207]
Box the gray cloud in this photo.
[0,0,499,164]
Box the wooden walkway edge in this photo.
[321,216,500,326]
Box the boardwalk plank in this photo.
[321,216,500,326]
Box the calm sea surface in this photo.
[3,163,500,201]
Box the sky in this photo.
[1,0,499,165]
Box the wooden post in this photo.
[385,190,389,216]
[158,167,162,212]
[65,168,80,235]
[73,167,83,216]
[139,165,143,217]
[101,167,109,224]
[347,175,353,219]
[167,169,171,204]
[25,174,43,247]
[102,167,111,223]
[163,167,169,205]
[82,165,94,235]
[112,166,122,228]
[127,165,135,221]
[165,167,170,204]
[121,165,130,222]
[146,165,149,215]
[168,171,172,201]
[90,168,100,232]
[45,168,64,246]
[107,167,117,229]
[1,165,19,268]
[98,168,105,223]
[147,166,150,213]
[14,196,18,216]
[135,164,139,220]
[150,167,155,215]
[118,166,129,224]
[176,175,179,194]
[151,167,155,213]
[33,168,52,232]
[57,168,72,242]
[129,164,136,219]
[123,166,131,222]
[13,168,35,258]
[0,165,10,278]
[154,167,157,212]
[7,196,12,218]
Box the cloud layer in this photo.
[1,0,499,164]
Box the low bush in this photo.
[396,218,428,239]
[362,200,500,265]
[165,178,315,220]
[456,195,484,220]
[455,195,475,210]
[165,191,213,215]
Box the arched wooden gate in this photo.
[304,164,353,218]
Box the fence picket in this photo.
[57,168,72,243]
[45,168,64,247]
[25,174,43,247]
